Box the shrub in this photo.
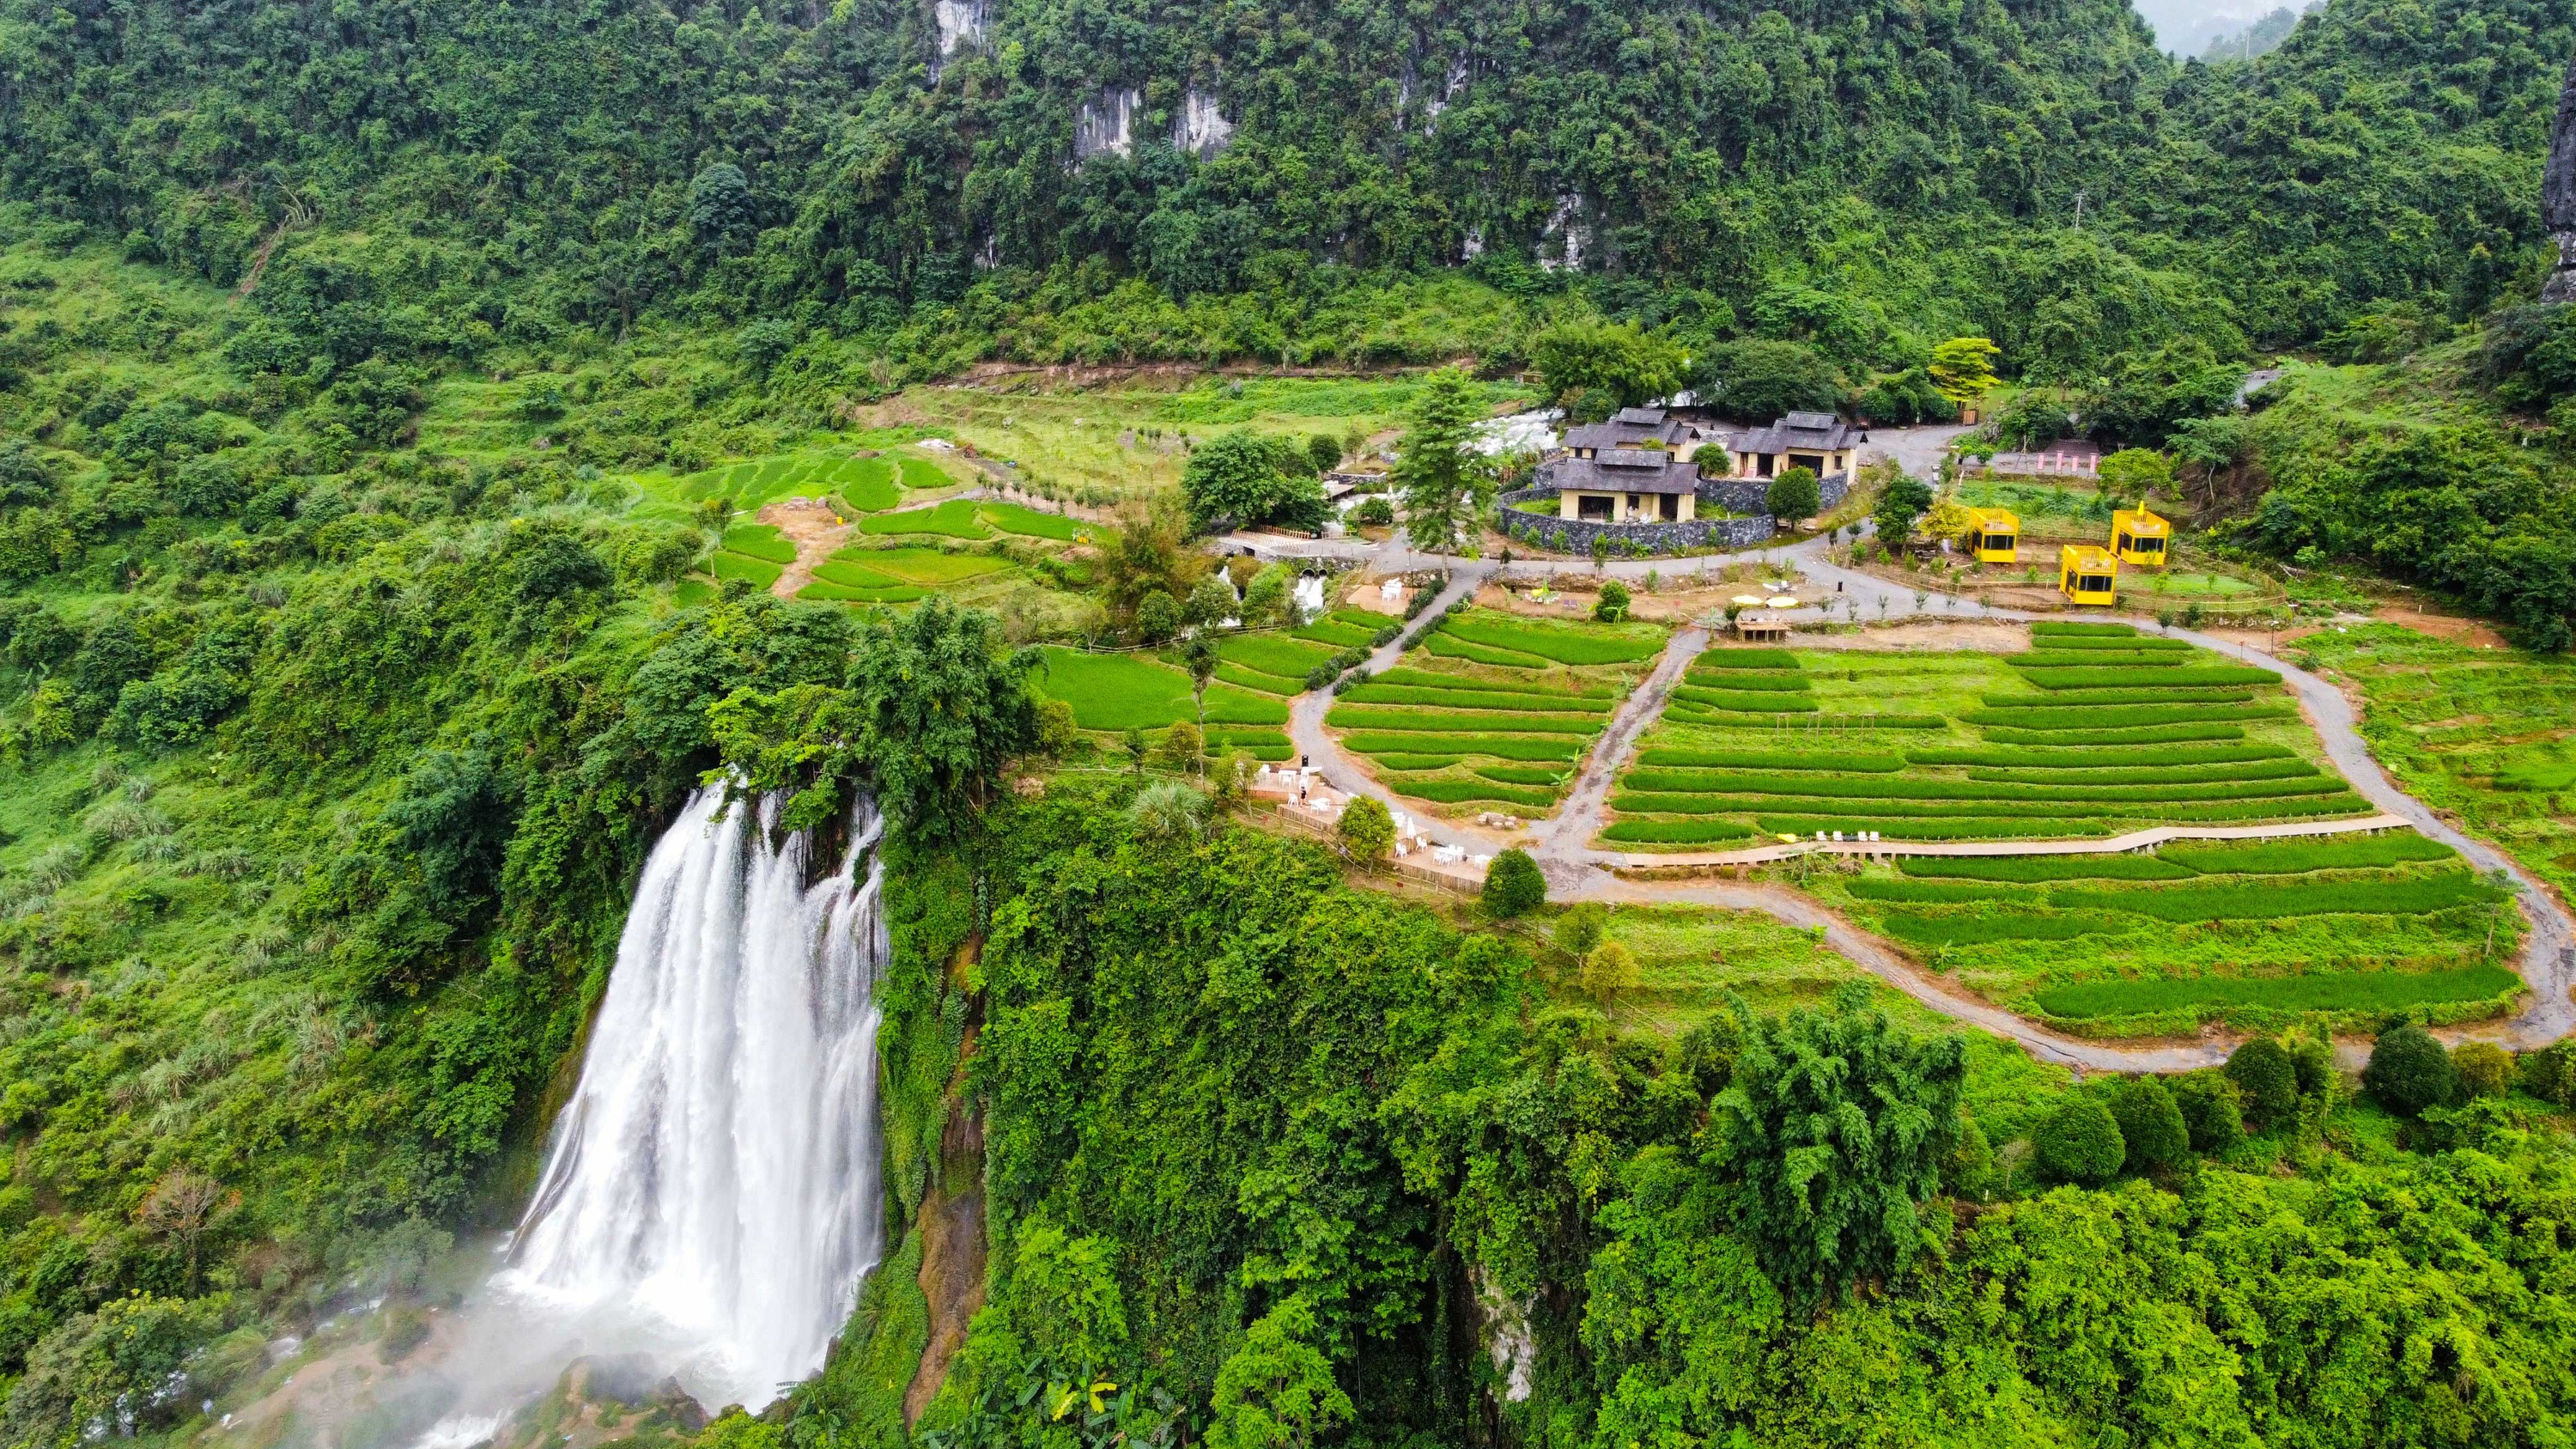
[1554,902,1607,958]
[1959,703,2293,731]
[2519,1042,2576,1106]
[1765,466,1822,521]
[2287,1035,2336,1100]
[2054,872,2500,923]
[1338,796,1394,862]
[1690,648,1802,670]
[2161,833,2456,875]
[1580,940,1640,998]
[2034,1096,2125,1185]
[2451,1041,2513,1099]
[1978,723,2248,746]
[1899,855,2196,883]
[1596,819,1757,844]
[1351,496,1394,527]
[2169,1073,2245,1154]
[1906,745,2291,770]
[1594,580,1632,622]
[2014,666,2280,690]
[1481,849,1546,916]
[2108,1076,2190,1172]
[1639,748,1899,772]
[2223,1038,2299,1126]
[2362,1024,2459,1117]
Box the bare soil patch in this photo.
[2371,605,2511,649]
[758,500,853,599]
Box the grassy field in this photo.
[1033,647,1289,732]
[1601,623,2367,848]
[1321,608,1666,817]
[1554,904,2075,1147]
[1796,831,2520,1037]
[2294,623,2576,904]
[843,375,1535,509]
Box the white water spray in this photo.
[498,787,889,1409]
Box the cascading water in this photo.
[497,786,890,1409]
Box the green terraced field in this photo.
[1219,632,1342,683]
[720,523,798,563]
[1813,827,2512,1036]
[840,547,1014,585]
[1293,609,1392,649]
[709,550,784,588]
[678,452,903,511]
[860,498,993,539]
[1437,609,1667,665]
[1324,625,1660,817]
[1602,634,2360,850]
[1034,648,1288,731]
[977,502,1091,540]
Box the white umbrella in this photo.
[1766,596,1801,607]
[1731,594,1765,606]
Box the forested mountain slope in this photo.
[2,0,2566,378]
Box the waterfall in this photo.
[500,786,889,1410]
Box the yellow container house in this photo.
[1965,506,2019,563]
[2111,507,2170,567]
[2059,544,2117,606]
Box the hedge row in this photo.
[1215,661,1303,697]
[1961,703,2294,731]
[1338,684,1611,714]
[1668,706,1947,729]
[1761,816,2117,841]
[1637,748,1905,772]
[2161,833,2458,875]
[1978,687,2258,708]
[1382,776,1562,808]
[1420,632,1548,669]
[1966,760,2322,787]
[2017,665,2280,690]
[1682,670,1811,691]
[1475,764,1569,786]
[1674,686,1820,713]
[1844,879,2020,904]
[1441,616,1666,665]
[1880,912,2108,946]
[1614,770,2347,804]
[2054,870,2503,922]
[1691,648,1802,670]
[1899,854,2197,882]
[1978,723,2249,746]
[1373,667,1609,698]
[1599,818,1759,843]
[2030,621,2138,637]
[1340,733,1582,760]
[2024,634,2190,651]
[2015,651,2193,669]
[1613,791,2370,823]
[1327,706,1601,734]
[1907,744,2293,769]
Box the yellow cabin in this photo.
[2059,544,2117,606]
[2111,507,2170,568]
[1966,506,2019,564]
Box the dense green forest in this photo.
[3,0,2566,381]
[4,0,2576,1440]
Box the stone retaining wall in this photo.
[1497,468,1850,557]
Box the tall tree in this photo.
[1393,368,1490,555]
[1716,984,1964,1301]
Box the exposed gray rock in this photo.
[1173,85,1234,159]
[1074,88,1140,161]
[2546,53,2576,301]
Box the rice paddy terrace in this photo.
[1320,609,1673,818]
[1600,621,2371,849]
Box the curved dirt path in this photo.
[1281,519,2576,1068]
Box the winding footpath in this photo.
[1270,440,2576,1071]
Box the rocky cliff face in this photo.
[2543,53,2576,301]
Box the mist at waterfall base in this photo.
[339,789,890,1448]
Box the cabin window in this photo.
[2135,536,2164,552]
[1790,454,1824,473]
[1984,533,2013,551]
[1756,454,1775,478]
[2079,574,2112,593]
[1662,494,1681,521]
[1577,494,1613,521]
